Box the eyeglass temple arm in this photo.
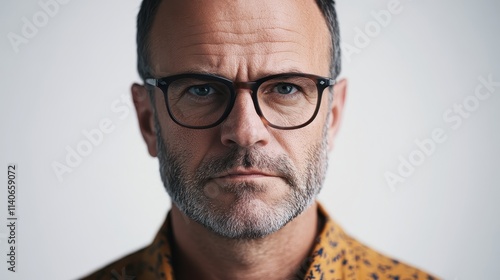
[325,78,336,86]
[145,78,157,87]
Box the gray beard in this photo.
[154,114,329,239]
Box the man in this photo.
[84,0,438,279]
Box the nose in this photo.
[220,89,270,148]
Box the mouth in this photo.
[213,168,278,181]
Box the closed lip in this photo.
[214,168,277,178]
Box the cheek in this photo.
[275,125,324,170]
[155,93,218,170]
[163,126,219,172]
[276,100,329,169]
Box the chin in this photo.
[198,194,303,240]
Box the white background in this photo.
[1,0,499,279]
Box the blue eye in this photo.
[274,83,299,95]
[188,85,215,96]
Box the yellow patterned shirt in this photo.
[82,204,438,280]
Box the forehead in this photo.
[149,0,331,79]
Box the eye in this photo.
[187,85,216,97]
[273,83,299,95]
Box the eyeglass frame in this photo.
[145,72,336,130]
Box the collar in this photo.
[91,202,437,279]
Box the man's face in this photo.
[143,0,340,239]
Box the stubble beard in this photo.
[154,114,329,239]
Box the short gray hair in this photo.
[136,0,341,80]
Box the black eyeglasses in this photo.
[146,72,335,130]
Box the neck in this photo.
[170,202,320,280]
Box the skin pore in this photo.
[132,0,347,279]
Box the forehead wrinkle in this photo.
[173,25,309,49]
[177,41,307,53]
[177,26,308,42]
[178,6,301,29]
[191,58,306,81]
[168,7,311,43]
[188,51,303,57]
[172,33,309,67]
[184,18,276,30]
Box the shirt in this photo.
[82,203,439,280]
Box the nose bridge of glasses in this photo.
[228,80,264,126]
[233,81,257,93]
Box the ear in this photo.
[327,78,347,152]
[132,83,158,157]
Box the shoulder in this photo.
[342,233,439,279]
[80,214,174,280]
[80,247,150,280]
[314,203,440,279]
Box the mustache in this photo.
[193,147,299,188]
